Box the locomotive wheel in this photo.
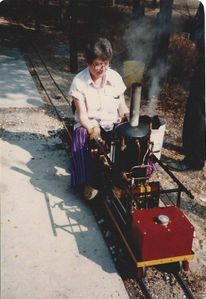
[136,267,146,280]
[180,260,189,272]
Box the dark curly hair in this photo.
[85,37,113,64]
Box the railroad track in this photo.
[143,271,196,299]
[173,272,196,299]
[24,41,72,119]
[23,36,197,299]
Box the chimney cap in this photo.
[115,122,149,139]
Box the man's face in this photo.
[88,58,110,80]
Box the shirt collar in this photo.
[86,67,113,87]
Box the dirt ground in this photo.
[1,1,206,298]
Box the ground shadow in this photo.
[1,128,116,274]
[163,142,184,154]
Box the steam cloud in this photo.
[147,62,169,115]
[123,18,155,64]
[123,17,170,116]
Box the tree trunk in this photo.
[88,0,101,41]
[154,0,173,64]
[132,0,145,20]
[69,0,78,73]
[152,0,157,9]
[34,0,41,32]
[182,3,205,168]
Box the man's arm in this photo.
[72,97,100,139]
[72,97,93,132]
[118,94,129,118]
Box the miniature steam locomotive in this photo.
[88,83,195,279]
[66,82,195,280]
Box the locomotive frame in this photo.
[92,137,195,279]
[65,81,195,280]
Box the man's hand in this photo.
[88,126,101,140]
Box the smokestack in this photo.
[129,82,142,127]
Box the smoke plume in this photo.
[123,18,155,65]
[123,17,170,115]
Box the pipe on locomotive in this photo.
[129,82,142,127]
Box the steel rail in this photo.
[152,155,194,199]
[6,17,70,108]
[25,52,64,120]
[138,279,154,299]
[28,38,71,106]
[173,273,196,299]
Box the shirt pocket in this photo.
[103,86,120,112]
[104,85,120,98]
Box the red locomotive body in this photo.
[131,206,194,262]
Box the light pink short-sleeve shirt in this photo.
[69,67,126,131]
